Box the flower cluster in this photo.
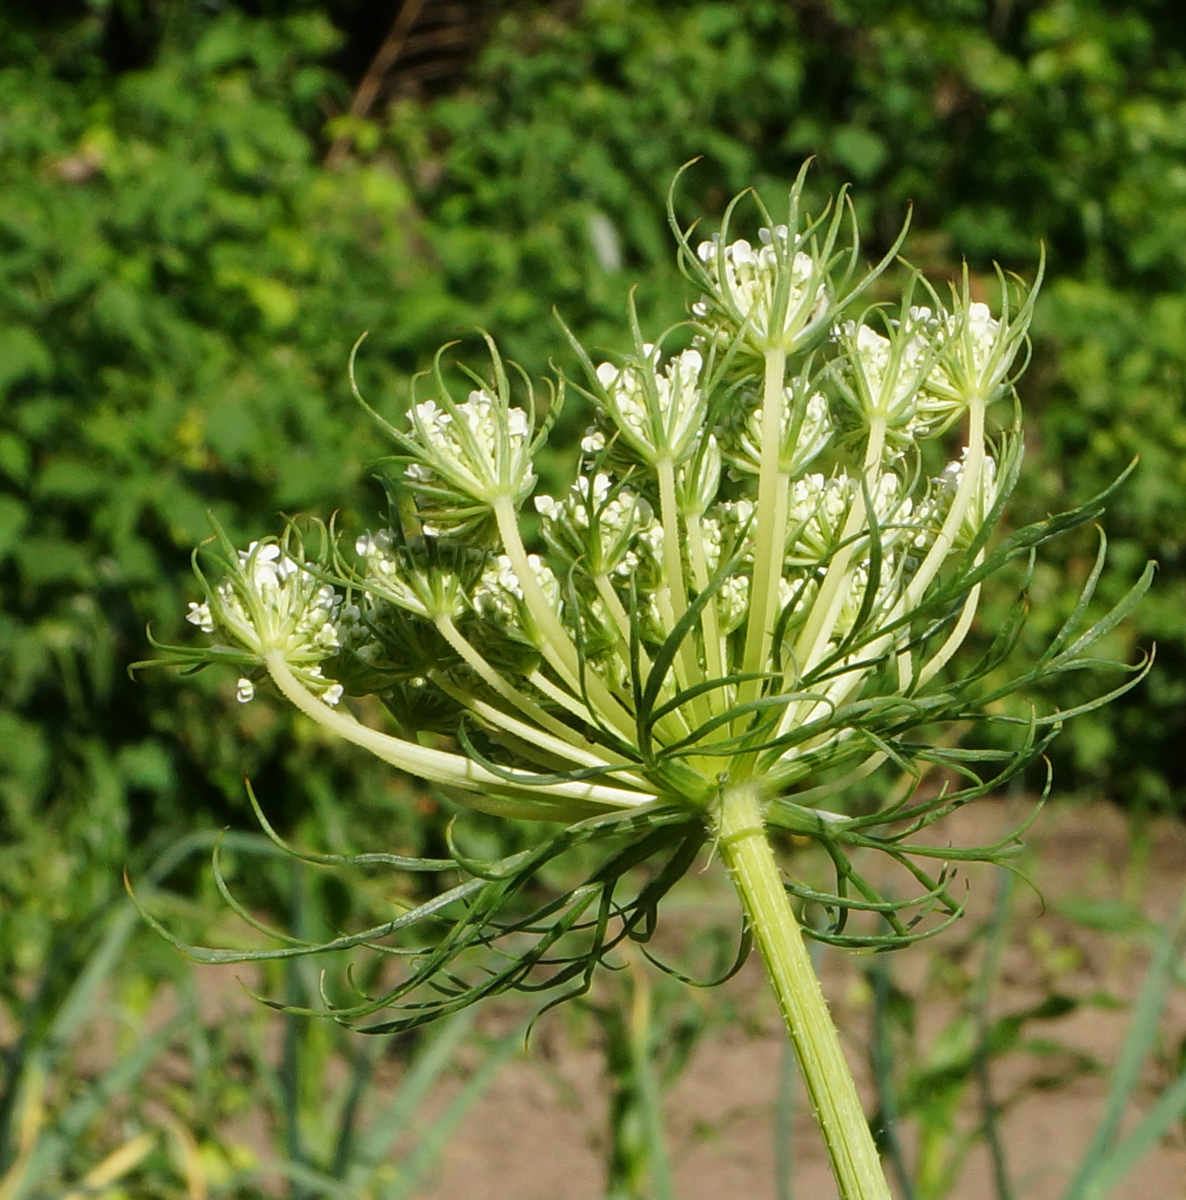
[693,225,829,354]
[594,346,707,465]
[534,472,662,580]
[165,179,1052,824]
[147,174,1150,1200]
[406,391,533,496]
[184,537,345,705]
[723,382,832,478]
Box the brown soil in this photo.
[407,799,1186,1200]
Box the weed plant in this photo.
[146,167,1149,1199]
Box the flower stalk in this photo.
[739,346,790,702]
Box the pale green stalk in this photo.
[493,495,636,740]
[818,403,987,717]
[429,672,645,785]
[713,783,891,1200]
[592,574,692,744]
[770,416,887,745]
[656,456,710,725]
[593,573,638,650]
[914,570,983,689]
[528,668,608,724]
[684,511,728,717]
[263,651,646,812]
[737,347,789,720]
[792,415,887,679]
[903,397,986,610]
[434,613,600,750]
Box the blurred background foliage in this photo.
[2,0,1185,1192]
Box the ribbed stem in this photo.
[712,783,891,1200]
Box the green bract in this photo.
[144,170,1150,1200]
[150,168,1151,938]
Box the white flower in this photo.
[580,428,607,454]
[695,226,828,351]
[304,666,344,706]
[718,574,750,633]
[595,346,705,464]
[187,601,215,634]
[236,677,255,704]
[785,474,852,564]
[354,535,465,621]
[404,387,537,510]
[355,529,394,558]
[533,493,563,521]
[837,315,939,431]
[185,539,345,706]
[924,293,1028,407]
[965,303,1001,373]
[535,473,658,580]
[474,553,561,638]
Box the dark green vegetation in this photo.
[2,1,1184,1195]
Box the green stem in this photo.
[263,651,646,813]
[656,456,708,726]
[792,415,886,680]
[435,613,597,750]
[712,783,891,1200]
[739,348,789,702]
[593,575,690,746]
[493,495,636,740]
[902,396,985,610]
[684,512,727,713]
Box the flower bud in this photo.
[535,473,659,581]
[402,388,537,531]
[723,381,832,479]
[694,225,830,355]
[473,553,562,648]
[594,345,706,465]
[186,536,346,705]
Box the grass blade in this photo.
[1061,887,1186,1200]
[381,1021,526,1200]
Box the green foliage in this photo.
[0,8,449,965]
[3,2,1180,989]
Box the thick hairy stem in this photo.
[713,784,891,1200]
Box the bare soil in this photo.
[408,799,1186,1200]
